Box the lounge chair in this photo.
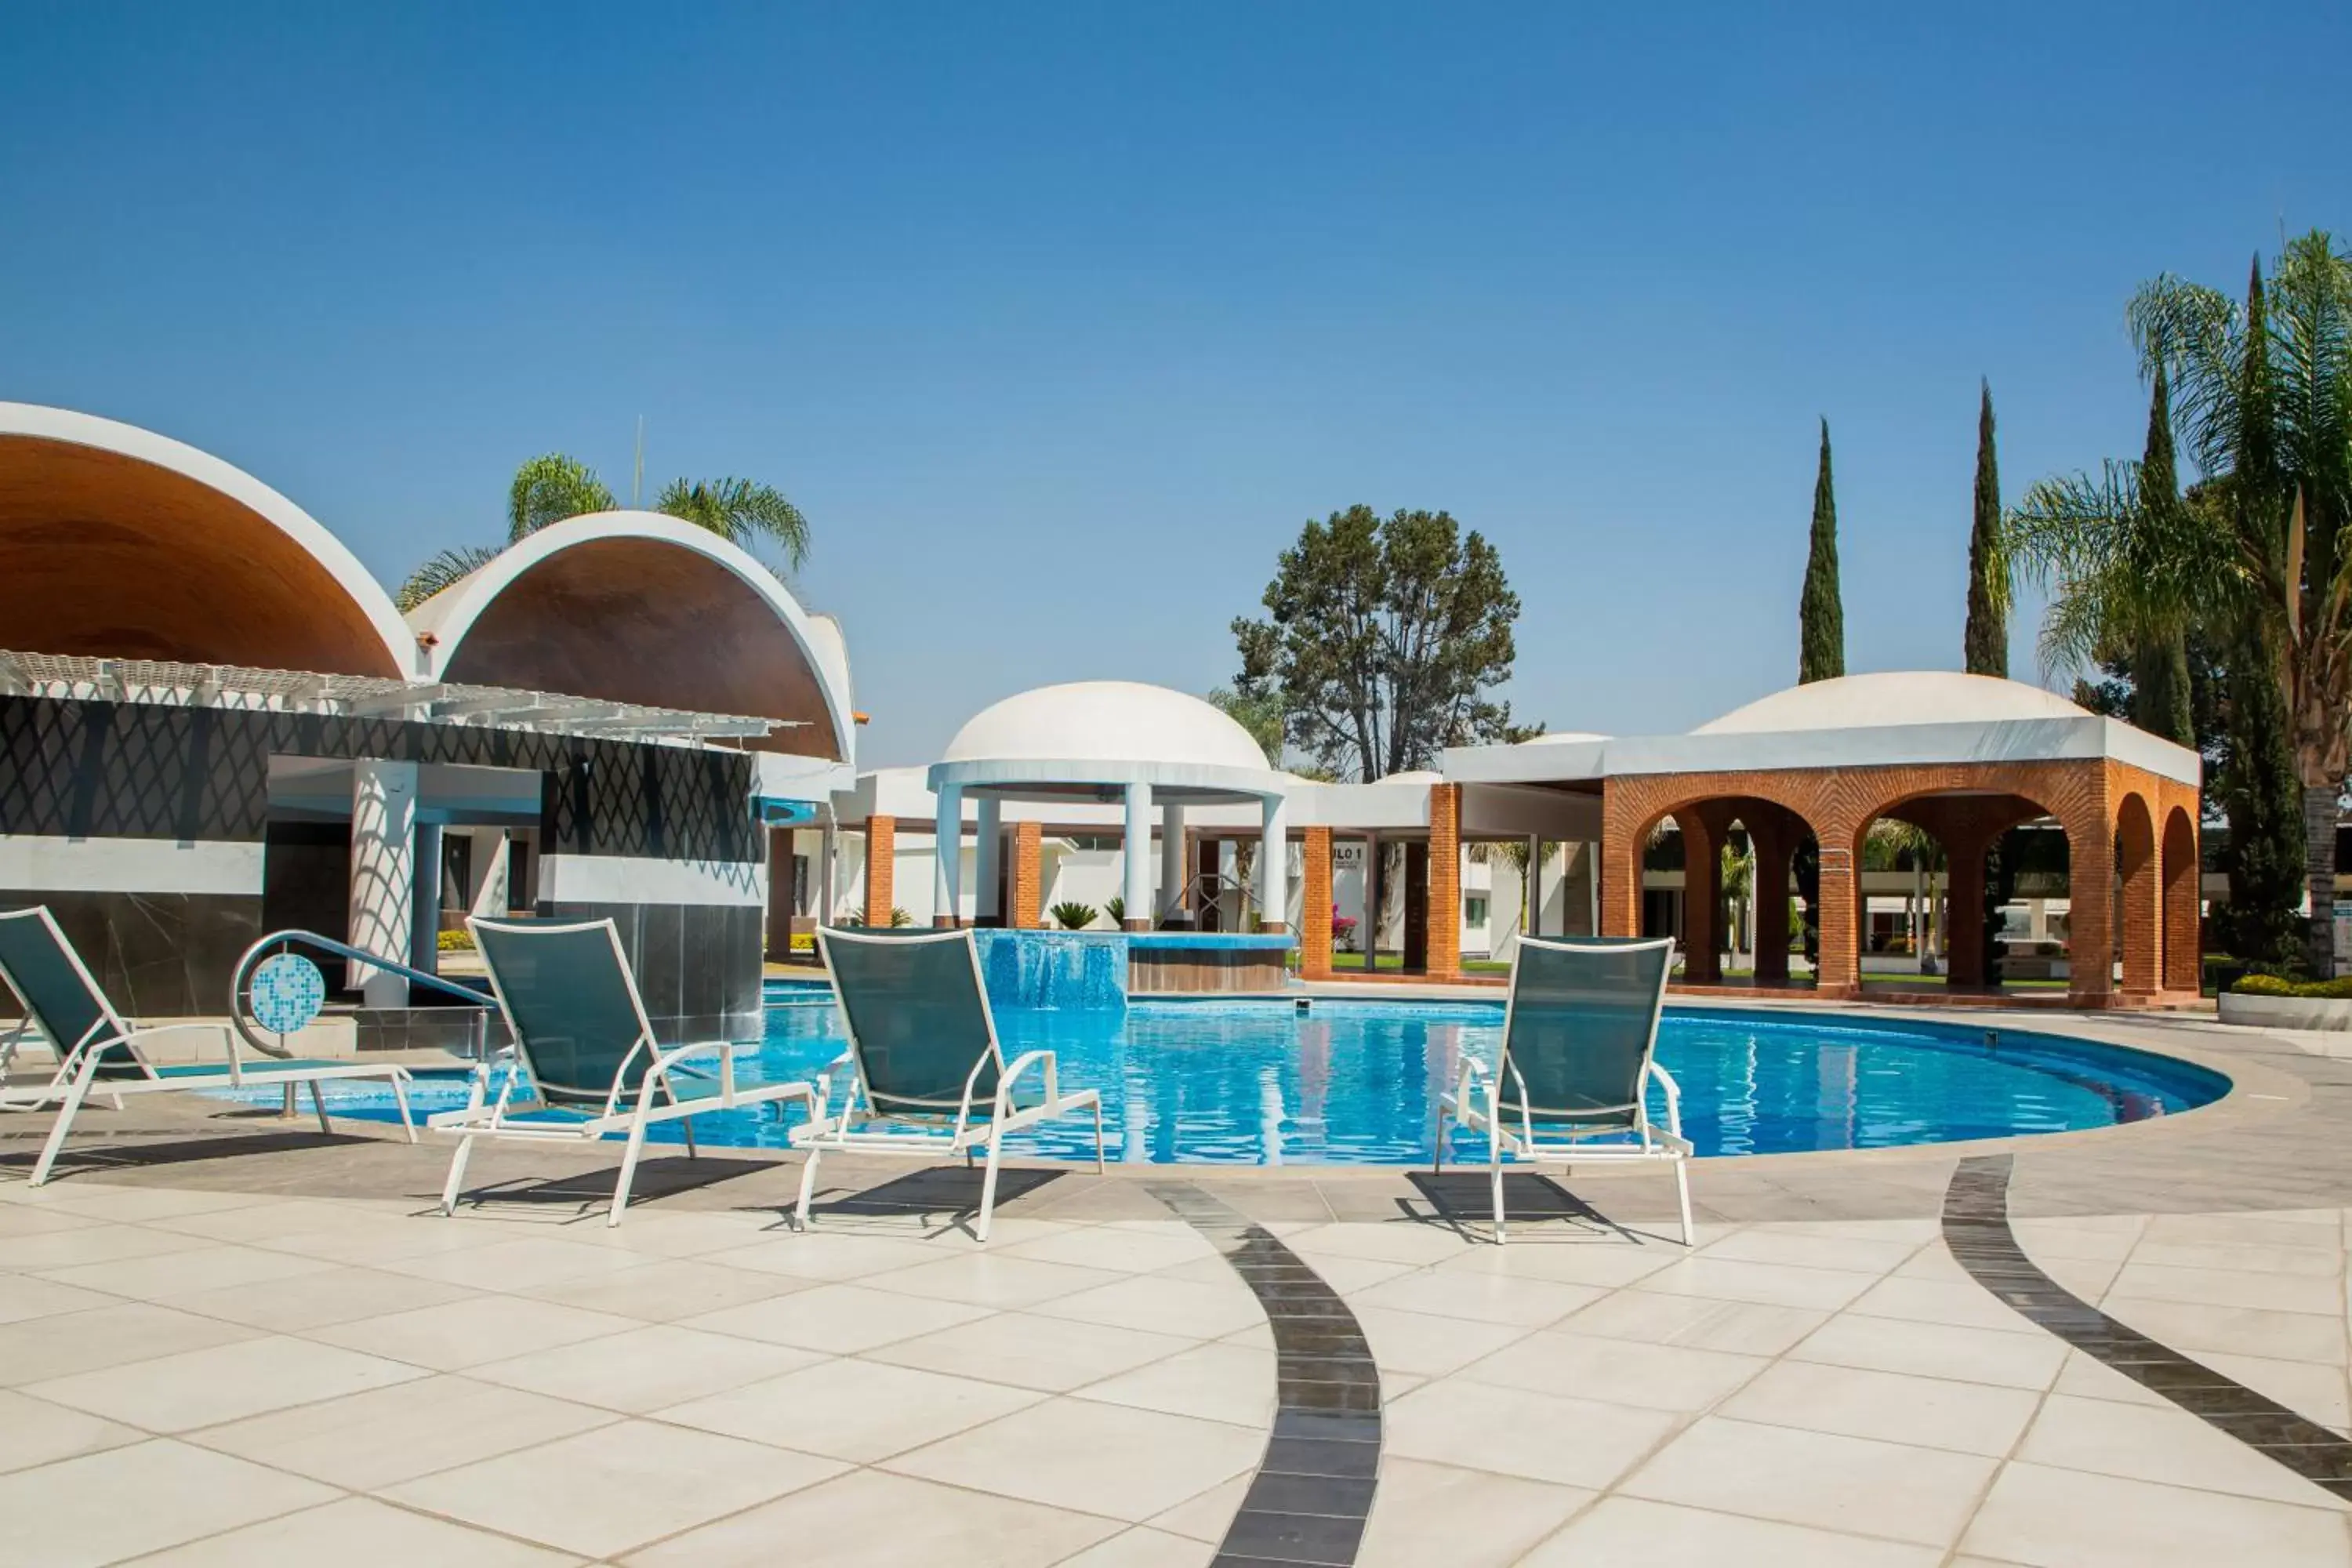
[1434,934,1693,1244]
[434,915,817,1226]
[796,927,1105,1240]
[0,905,416,1185]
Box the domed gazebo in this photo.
[927,681,1292,931]
[1440,672,2205,1006]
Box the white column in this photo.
[933,782,963,927]
[1122,782,1153,930]
[1159,801,1187,924]
[349,759,418,1007]
[974,797,1004,924]
[1259,794,1289,933]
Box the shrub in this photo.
[2230,973,2352,999]
[890,907,914,928]
[1051,902,1098,931]
[1105,895,1126,926]
[437,928,475,952]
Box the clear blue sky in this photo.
[3,3,2341,768]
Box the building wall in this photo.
[0,694,765,1040]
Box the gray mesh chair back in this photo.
[1497,935,1675,1131]
[472,919,655,1106]
[0,908,145,1080]
[819,928,1000,1114]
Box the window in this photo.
[1465,895,1490,927]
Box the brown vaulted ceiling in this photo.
[0,436,403,677]
[438,535,842,759]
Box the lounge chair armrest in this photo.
[1644,1059,1685,1138]
[127,1022,242,1078]
[998,1049,1059,1107]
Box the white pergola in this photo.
[925,682,1294,931]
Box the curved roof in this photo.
[0,403,415,677]
[408,512,854,760]
[1693,672,2091,735]
[932,681,1286,802]
[944,681,1271,771]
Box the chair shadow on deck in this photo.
[1403,1171,1662,1244]
[800,1163,1067,1238]
[443,1155,774,1221]
[0,1127,370,1183]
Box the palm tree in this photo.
[2011,231,2352,974]
[396,452,811,612]
[652,477,811,569]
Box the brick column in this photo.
[1427,784,1462,980]
[1750,819,1792,985]
[862,816,895,927]
[2067,814,2115,1006]
[1944,835,1989,989]
[2163,804,2201,993]
[1677,809,1722,984]
[1011,820,1043,930]
[2118,804,2160,997]
[1599,781,1643,938]
[1301,826,1334,979]
[1813,829,1860,998]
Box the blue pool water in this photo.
[246,988,2229,1166]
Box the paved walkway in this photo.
[2,1007,2350,1565]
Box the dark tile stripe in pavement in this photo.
[1944,1152,2352,1501]
[1148,1180,1380,1568]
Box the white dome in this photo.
[1693,673,2091,735]
[942,681,1272,771]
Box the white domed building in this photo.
[931,681,1291,934]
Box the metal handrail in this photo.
[1171,869,1257,927]
[230,928,493,1062]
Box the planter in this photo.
[2218,991,2352,1032]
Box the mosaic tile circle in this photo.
[250,952,327,1034]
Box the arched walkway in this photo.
[2162,805,2201,993]
[2118,792,2160,996]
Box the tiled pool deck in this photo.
[5,1007,2352,1564]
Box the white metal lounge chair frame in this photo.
[796,927,1106,1242]
[1433,934,1693,1245]
[0,906,417,1186]
[431,915,816,1227]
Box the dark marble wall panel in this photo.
[0,890,263,1021]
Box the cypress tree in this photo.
[1963,381,2008,677]
[2225,618,2308,969]
[2130,361,2195,746]
[1798,419,1845,684]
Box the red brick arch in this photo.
[1602,757,2196,1004]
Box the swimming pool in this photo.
[245,987,2230,1166]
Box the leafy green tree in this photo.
[1964,383,2009,677]
[396,452,811,612]
[1206,686,1287,764]
[1799,420,1845,684]
[1232,506,1532,781]
[2014,233,2352,973]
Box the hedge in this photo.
[2231,973,2352,1000]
